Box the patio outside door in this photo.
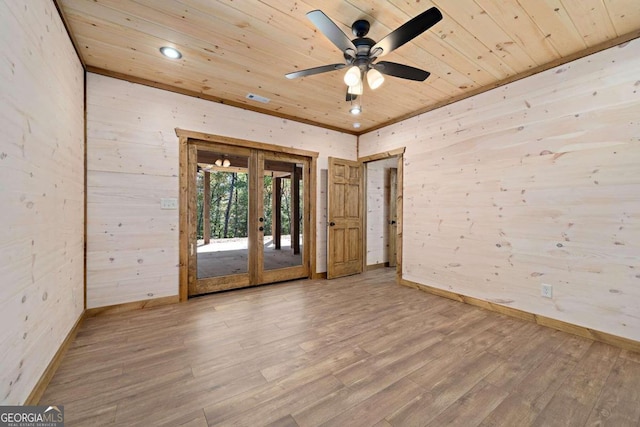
[188,142,310,296]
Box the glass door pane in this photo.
[262,156,305,273]
[196,149,250,279]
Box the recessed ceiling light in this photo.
[159,46,182,59]
[353,122,361,128]
[349,105,362,115]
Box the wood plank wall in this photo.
[366,157,397,266]
[0,1,85,404]
[86,74,356,308]
[359,39,640,342]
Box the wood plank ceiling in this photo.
[57,0,640,134]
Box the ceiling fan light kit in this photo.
[344,66,361,86]
[367,69,384,90]
[347,80,364,95]
[286,7,442,115]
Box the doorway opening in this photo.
[325,149,404,281]
[360,148,405,281]
[195,150,304,279]
[364,157,399,270]
[177,130,317,299]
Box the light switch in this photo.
[161,198,178,210]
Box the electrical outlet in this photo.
[160,198,178,210]
[541,284,553,298]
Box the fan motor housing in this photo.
[351,19,370,37]
[353,37,375,56]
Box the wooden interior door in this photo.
[388,167,398,268]
[327,157,363,279]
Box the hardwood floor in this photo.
[41,269,640,426]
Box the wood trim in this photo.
[358,147,406,163]
[311,272,327,280]
[178,135,189,302]
[361,165,368,274]
[364,32,640,135]
[203,171,211,244]
[400,278,640,353]
[175,129,320,159]
[52,0,85,68]
[360,151,405,282]
[309,156,317,279]
[366,263,388,271]
[187,145,199,295]
[251,150,263,284]
[25,311,86,405]
[180,131,317,295]
[395,155,404,284]
[83,71,88,310]
[85,295,179,318]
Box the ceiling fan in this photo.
[285,7,443,109]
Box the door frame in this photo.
[359,147,405,283]
[176,128,318,301]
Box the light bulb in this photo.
[349,105,362,115]
[214,159,222,167]
[222,159,231,168]
[347,80,363,95]
[367,69,384,90]
[159,46,182,59]
[343,66,361,86]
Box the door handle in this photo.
[329,222,336,226]
[259,226,264,231]
[259,217,264,222]
[389,220,396,225]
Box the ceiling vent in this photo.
[246,93,270,103]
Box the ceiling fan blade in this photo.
[370,7,442,57]
[285,63,347,79]
[373,61,430,81]
[307,10,357,55]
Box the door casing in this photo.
[177,129,318,300]
[358,148,405,283]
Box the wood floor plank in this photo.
[204,375,343,426]
[584,356,640,426]
[114,370,268,425]
[425,380,508,427]
[260,344,370,383]
[319,378,423,427]
[265,414,300,427]
[479,351,578,426]
[38,268,640,426]
[531,341,620,427]
[388,351,504,426]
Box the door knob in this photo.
[329,222,336,226]
[259,217,264,222]
[259,226,264,231]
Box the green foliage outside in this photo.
[196,171,296,240]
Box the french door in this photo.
[187,141,310,296]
